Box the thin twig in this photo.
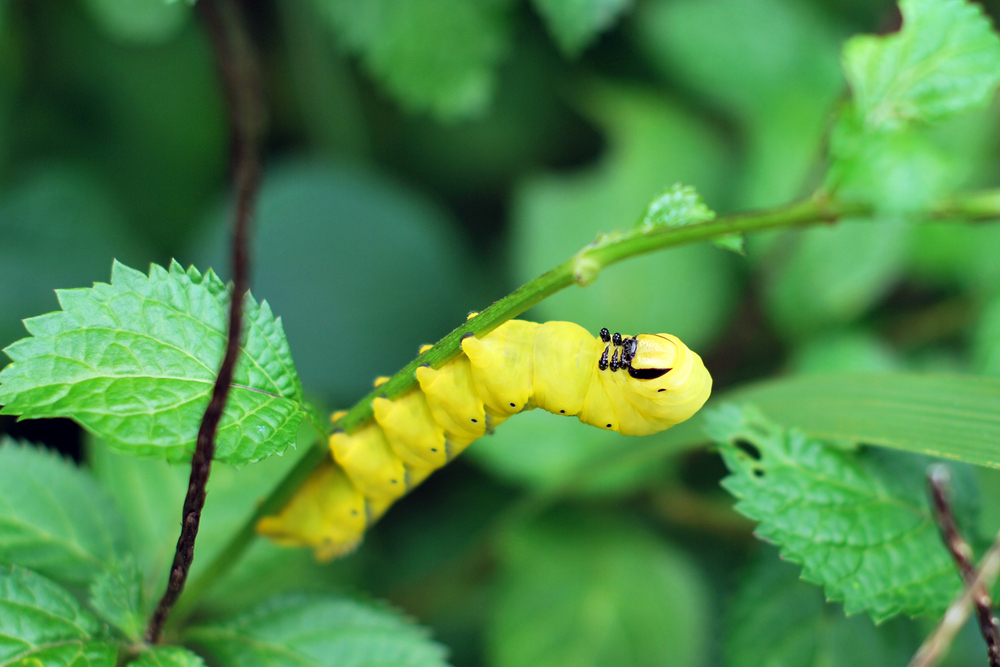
[911,466,1000,667]
[909,530,1000,667]
[144,0,265,644]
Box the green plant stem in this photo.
[174,187,1000,622]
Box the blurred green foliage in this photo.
[4,0,1000,665]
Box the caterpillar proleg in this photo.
[257,319,711,559]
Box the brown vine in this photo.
[145,0,265,644]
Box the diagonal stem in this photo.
[921,465,1000,667]
[144,0,265,644]
[909,526,1000,667]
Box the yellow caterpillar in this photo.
[257,319,712,560]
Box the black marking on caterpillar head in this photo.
[461,332,474,341]
[610,348,621,371]
[622,337,637,363]
[600,327,610,343]
[509,402,516,408]
[560,409,566,413]
[628,366,671,380]
[599,346,609,371]
[612,332,622,346]
[606,423,612,428]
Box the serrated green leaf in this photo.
[0,439,128,587]
[708,404,965,621]
[726,549,920,667]
[312,0,513,120]
[131,646,207,667]
[638,183,715,230]
[637,183,743,254]
[185,594,450,667]
[0,260,307,465]
[530,0,630,57]
[490,510,708,667]
[843,0,1000,130]
[0,565,117,667]
[89,556,143,640]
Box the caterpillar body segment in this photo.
[372,392,447,470]
[258,319,711,560]
[529,321,597,418]
[461,318,538,418]
[415,355,490,451]
[581,372,620,432]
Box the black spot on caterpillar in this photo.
[258,319,712,560]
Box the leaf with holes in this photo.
[0,439,129,587]
[0,260,311,465]
[707,403,968,622]
[0,564,118,666]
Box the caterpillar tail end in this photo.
[255,459,367,562]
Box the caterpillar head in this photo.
[621,333,712,432]
[624,334,679,380]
